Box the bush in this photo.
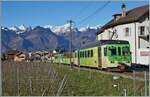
[1,53,7,61]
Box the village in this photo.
[1,50,56,62]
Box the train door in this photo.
[102,46,108,68]
[98,47,102,68]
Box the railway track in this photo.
[58,63,149,82]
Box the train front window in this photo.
[118,47,121,56]
[109,47,117,56]
[122,46,130,56]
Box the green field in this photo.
[2,61,149,96]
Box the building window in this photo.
[147,27,150,33]
[124,27,130,37]
[139,26,145,35]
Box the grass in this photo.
[54,64,148,96]
[2,61,149,96]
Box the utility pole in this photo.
[67,20,74,69]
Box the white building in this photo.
[97,4,149,65]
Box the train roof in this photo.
[79,40,129,50]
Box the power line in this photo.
[76,1,111,27]
[71,2,93,21]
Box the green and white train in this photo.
[53,40,131,72]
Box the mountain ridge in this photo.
[1,24,101,53]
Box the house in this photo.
[14,52,26,61]
[6,50,26,61]
[97,4,149,65]
[6,50,20,61]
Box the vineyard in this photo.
[2,61,149,96]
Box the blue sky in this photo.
[2,1,149,28]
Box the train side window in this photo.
[86,51,88,58]
[87,50,90,57]
[84,51,86,58]
[104,47,107,56]
[82,51,84,58]
[80,51,82,58]
[91,50,93,57]
[87,51,89,57]
[85,51,87,58]
[118,47,121,56]
[88,50,90,57]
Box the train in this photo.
[52,40,132,72]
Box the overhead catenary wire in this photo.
[71,2,93,21]
[76,1,111,27]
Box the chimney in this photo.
[113,14,121,21]
[121,3,126,17]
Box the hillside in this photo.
[1,24,100,52]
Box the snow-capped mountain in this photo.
[79,25,101,32]
[18,24,27,31]
[44,24,100,36]
[44,25,53,29]
[1,24,101,52]
[44,24,71,34]
[1,27,9,31]
[43,24,101,49]
[9,26,20,32]
[8,25,32,34]
[7,24,100,35]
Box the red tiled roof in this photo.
[7,50,20,55]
